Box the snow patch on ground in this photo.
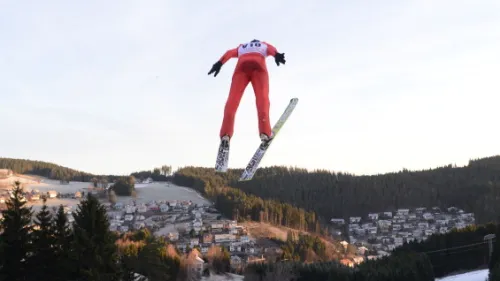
[436,269,488,281]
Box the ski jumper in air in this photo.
[208,39,286,143]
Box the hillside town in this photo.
[0,173,274,271]
[330,206,476,258]
[3,169,481,271]
[104,199,269,271]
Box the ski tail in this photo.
[239,98,298,181]
[215,137,230,172]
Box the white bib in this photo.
[237,41,268,57]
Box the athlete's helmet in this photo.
[250,39,260,43]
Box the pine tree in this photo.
[53,204,73,281]
[71,193,120,280]
[28,196,57,280]
[0,181,34,281]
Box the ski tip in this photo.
[290,97,299,102]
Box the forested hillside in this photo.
[173,167,323,233]
[0,157,99,181]
[0,158,171,183]
[174,156,500,225]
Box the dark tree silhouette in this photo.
[0,181,34,280]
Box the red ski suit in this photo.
[218,41,279,139]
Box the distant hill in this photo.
[5,155,500,224]
[174,155,500,225]
[0,157,119,182]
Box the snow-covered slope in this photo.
[436,269,488,281]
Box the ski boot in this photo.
[259,133,274,149]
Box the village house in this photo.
[137,205,147,213]
[461,213,474,219]
[368,227,378,235]
[246,255,266,265]
[357,246,369,256]
[350,217,362,223]
[418,222,429,229]
[396,209,410,216]
[211,223,224,230]
[352,256,364,265]
[394,237,403,247]
[330,218,345,225]
[226,220,237,229]
[188,253,205,276]
[381,237,392,244]
[378,220,392,228]
[149,204,160,212]
[377,250,390,257]
[355,228,366,236]
[190,238,200,247]
[230,255,243,270]
[403,223,413,230]
[413,229,423,237]
[168,232,179,241]
[415,207,426,213]
[125,205,136,214]
[200,244,210,254]
[422,212,434,220]
[340,258,354,267]
[194,211,202,219]
[47,190,58,198]
[436,219,448,226]
[193,219,202,228]
[368,213,379,220]
[133,222,145,230]
[386,244,396,251]
[159,203,169,212]
[361,222,373,229]
[202,233,214,244]
[239,235,250,243]
[349,223,360,231]
[215,234,236,243]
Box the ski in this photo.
[239,98,299,181]
[215,137,230,173]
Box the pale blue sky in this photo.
[1,0,499,176]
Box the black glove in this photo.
[208,61,223,77]
[275,52,286,66]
